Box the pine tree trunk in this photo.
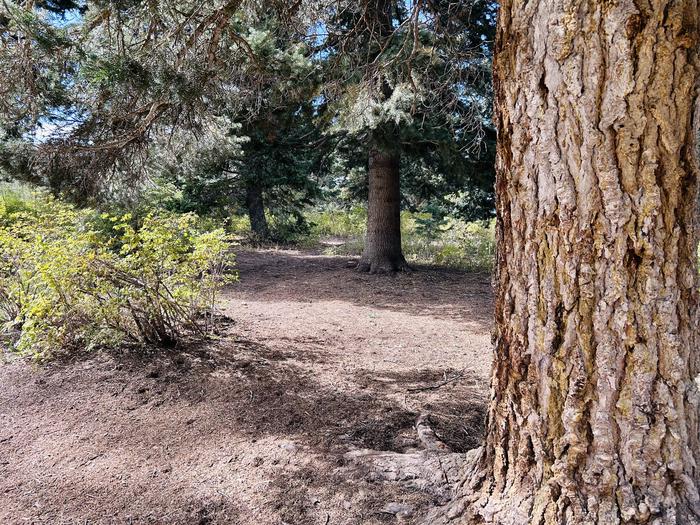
[245,182,269,240]
[430,1,700,523]
[358,146,409,273]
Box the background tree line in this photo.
[0,0,497,272]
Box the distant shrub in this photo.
[0,193,235,360]
[228,214,253,238]
[306,206,367,238]
[402,216,496,272]
[304,207,495,272]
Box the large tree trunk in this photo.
[430,1,700,523]
[245,182,269,240]
[357,146,410,273]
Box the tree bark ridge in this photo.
[358,146,410,273]
[428,1,700,523]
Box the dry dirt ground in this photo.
[0,248,494,525]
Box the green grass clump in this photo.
[0,182,37,219]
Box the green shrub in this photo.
[402,217,496,272]
[0,182,36,222]
[304,207,495,272]
[306,206,367,238]
[0,193,235,360]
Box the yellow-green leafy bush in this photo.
[0,194,234,359]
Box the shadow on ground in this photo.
[1,247,494,524]
[1,339,487,524]
[230,249,493,328]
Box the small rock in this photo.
[381,503,414,518]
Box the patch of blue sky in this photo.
[45,6,82,28]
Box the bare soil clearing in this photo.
[0,249,493,524]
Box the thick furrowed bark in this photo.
[358,146,410,274]
[428,1,700,524]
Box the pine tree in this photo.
[316,0,495,272]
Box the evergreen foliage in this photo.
[314,0,497,222]
[1,1,496,223]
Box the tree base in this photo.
[343,414,471,520]
[348,432,700,525]
[356,254,412,274]
[420,449,700,525]
[417,448,483,525]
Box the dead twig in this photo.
[407,374,465,392]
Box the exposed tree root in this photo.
[415,413,452,452]
[342,414,499,524]
[418,448,483,524]
[344,414,468,510]
[344,448,466,505]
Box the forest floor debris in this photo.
[0,248,493,524]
